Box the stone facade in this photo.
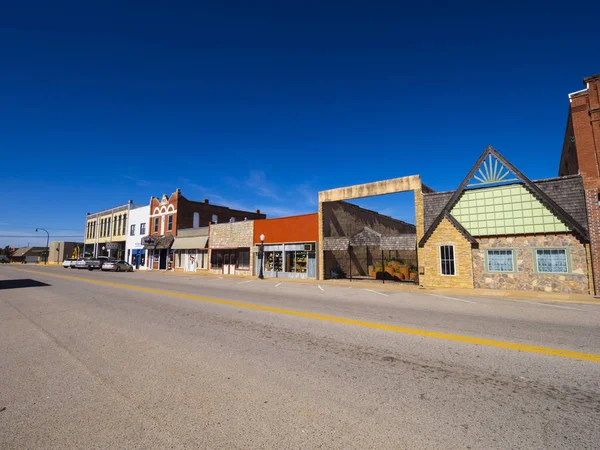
[472,234,590,294]
[420,217,474,289]
[210,221,254,249]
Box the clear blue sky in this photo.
[2,1,598,248]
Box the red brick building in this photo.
[559,73,600,294]
[145,188,266,270]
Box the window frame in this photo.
[140,223,146,235]
[439,244,456,276]
[533,247,571,274]
[484,249,517,273]
[167,214,173,231]
[154,217,159,233]
[130,224,136,236]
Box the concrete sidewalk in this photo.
[143,269,600,305]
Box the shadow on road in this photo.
[0,279,51,290]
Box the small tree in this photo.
[2,246,12,257]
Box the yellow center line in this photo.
[8,267,600,363]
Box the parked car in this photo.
[62,258,76,268]
[75,258,89,269]
[86,256,113,271]
[101,260,134,272]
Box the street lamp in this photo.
[36,228,49,265]
[258,233,265,279]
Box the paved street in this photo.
[1,265,599,449]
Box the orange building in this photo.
[253,213,318,279]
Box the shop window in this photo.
[440,245,455,276]
[140,252,146,267]
[536,249,568,273]
[154,217,159,233]
[130,224,136,236]
[177,250,184,268]
[265,251,282,272]
[486,250,514,272]
[285,251,309,273]
[237,250,250,270]
[140,223,146,235]
[168,215,173,231]
[199,250,207,269]
[211,251,223,269]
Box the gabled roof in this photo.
[419,146,589,247]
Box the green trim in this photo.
[532,247,571,274]
[484,248,517,273]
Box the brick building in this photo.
[420,146,591,294]
[145,189,265,270]
[558,73,600,295]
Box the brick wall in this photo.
[420,217,474,289]
[472,234,590,294]
[560,74,600,294]
[178,196,265,229]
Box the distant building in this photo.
[125,205,150,269]
[558,73,600,294]
[10,247,46,264]
[84,200,141,259]
[47,241,84,264]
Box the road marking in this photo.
[318,285,325,292]
[426,293,477,304]
[364,289,389,297]
[275,283,282,288]
[237,280,252,285]
[523,301,597,312]
[8,268,600,364]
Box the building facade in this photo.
[125,205,150,270]
[253,213,319,279]
[209,221,254,276]
[420,146,591,294]
[558,73,600,295]
[172,227,209,272]
[47,241,83,264]
[145,189,266,270]
[84,201,137,259]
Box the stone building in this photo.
[419,146,591,294]
[558,73,600,294]
[209,220,255,276]
[144,189,265,270]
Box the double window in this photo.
[536,249,568,273]
[440,245,455,276]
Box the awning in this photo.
[172,236,208,250]
[143,235,175,250]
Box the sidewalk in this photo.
[139,268,600,305]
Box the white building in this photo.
[125,205,150,269]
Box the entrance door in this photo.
[135,252,140,269]
[159,250,167,270]
[223,251,236,275]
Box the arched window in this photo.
[122,214,127,235]
[193,212,199,228]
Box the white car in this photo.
[75,258,89,269]
[62,258,76,268]
[101,260,134,272]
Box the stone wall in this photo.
[209,221,254,248]
[472,234,590,294]
[420,217,474,289]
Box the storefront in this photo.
[209,221,255,276]
[130,248,147,269]
[172,227,209,273]
[255,242,317,279]
[143,235,175,270]
[253,213,319,279]
[210,248,251,275]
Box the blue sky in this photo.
[2,1,598,248]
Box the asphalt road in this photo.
[1,265,599,449]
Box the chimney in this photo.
[256,209,260,214]
[176,188,181,195]
[204,199,209,204]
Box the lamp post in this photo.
[258,234,265,279]
[36,228,49,265]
